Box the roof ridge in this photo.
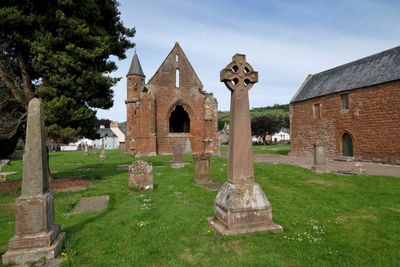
[313,45,400,77]
[292,45,400,103]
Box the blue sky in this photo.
[96,0,400,121]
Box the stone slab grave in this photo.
[336,162,366,175]
[0,172,17,181]
[117,164,129,171]
[208,54,283,235]
[171,143,184,169]
[73,195,110,213]
[311,143,329,173]
[2,98,66,266]
[128,161,153,190]
[76,168,94,173]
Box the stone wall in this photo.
[126,43,219,156]
[290,81,400,163]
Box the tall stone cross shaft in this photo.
[2,98,66,266]
[220,54,258,184]
[22,98,49,196]
[208,54,282,235]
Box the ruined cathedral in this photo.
[125,43,219,156]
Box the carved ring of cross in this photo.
[220,54,258,92]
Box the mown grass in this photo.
[220,144,291,155]
[1,150,399,266]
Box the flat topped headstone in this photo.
[208,54,282,235]
[73,195,110,213]
[2,98,65,266]
[312,143,329,173]
[193,152,213,185]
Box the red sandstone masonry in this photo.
[126,43,219,156]
[290,81,400,163]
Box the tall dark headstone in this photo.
[208,54,283,235]
[171,143,184,169]
[2,99,66,265]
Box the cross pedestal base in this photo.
[2,232,65,266]
[208,182,283,235]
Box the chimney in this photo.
[110,121,118,128]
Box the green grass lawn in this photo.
[220,144,291,155]
[1,150,399,266]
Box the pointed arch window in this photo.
[169,105,190,133]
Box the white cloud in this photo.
[96,0,400,121]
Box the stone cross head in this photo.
[220,54,258,92]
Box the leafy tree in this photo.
[0,0,134,156]
[251,115,285,145]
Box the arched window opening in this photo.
[176,68,180,88]
[342,132,353,157]
[169,105,190,133]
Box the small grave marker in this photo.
[128,161,153,190]
[171,143,184,169]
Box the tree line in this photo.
[0,0,134,157]
[251,115,289,145]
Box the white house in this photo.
[60,125,118,151]
[93,126,118,149]
[272,128,290,143]
[110,121,126,149]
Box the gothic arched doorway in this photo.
[342,132,353,157]
[169,105,190,133]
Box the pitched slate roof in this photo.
[96,127,116,138]
[291,46,400,103]
[127,51,145,77]
[118,125,127,135]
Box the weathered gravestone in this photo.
[73,195,110,213]
[82,143,89,156]
[128,161,153,190]
[2,98,66,265]
[0,159,10,171]
[184,138,192,153]
[92,146,97,155]
[193,152,212,184]
[99,140,106,160]
[311,143,329,173]
[353,162,366,175]
[208,54,283,235]
[171,143,184,169]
